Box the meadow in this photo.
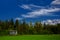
[0,35,60,40]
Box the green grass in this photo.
[0,35,60,40]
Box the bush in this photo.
[0,30,9,36]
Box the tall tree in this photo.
[8,19,14,30]
[15,20,19,30]
[57,23,60,34]
[34,22,42,34]
[29,21,34,34]
[0,20,2,31]
[21,19,29,34]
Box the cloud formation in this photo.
[51,0,60,5]
[20,0,60,18]
[19,5,31,10]
[15,18,22,20]
[22,7,60,18]
[19,4,44,10]
[42,19,60,25]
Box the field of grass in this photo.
[0,35,60,40]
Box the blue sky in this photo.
[0,0,60,22]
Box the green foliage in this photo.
[34,22,42,34]
[0,30,9,36]
[0,19,60,35]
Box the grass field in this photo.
[0,35,60,40]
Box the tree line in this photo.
[0,19,60,35]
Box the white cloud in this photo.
[51,0,60,5]
[19,5,31,10]
[22,8,60,18]
[19,4,44,10]
[41,19,60,25]
[15,18,22,20]
[29,4,44,8]
[19,0,60,18]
